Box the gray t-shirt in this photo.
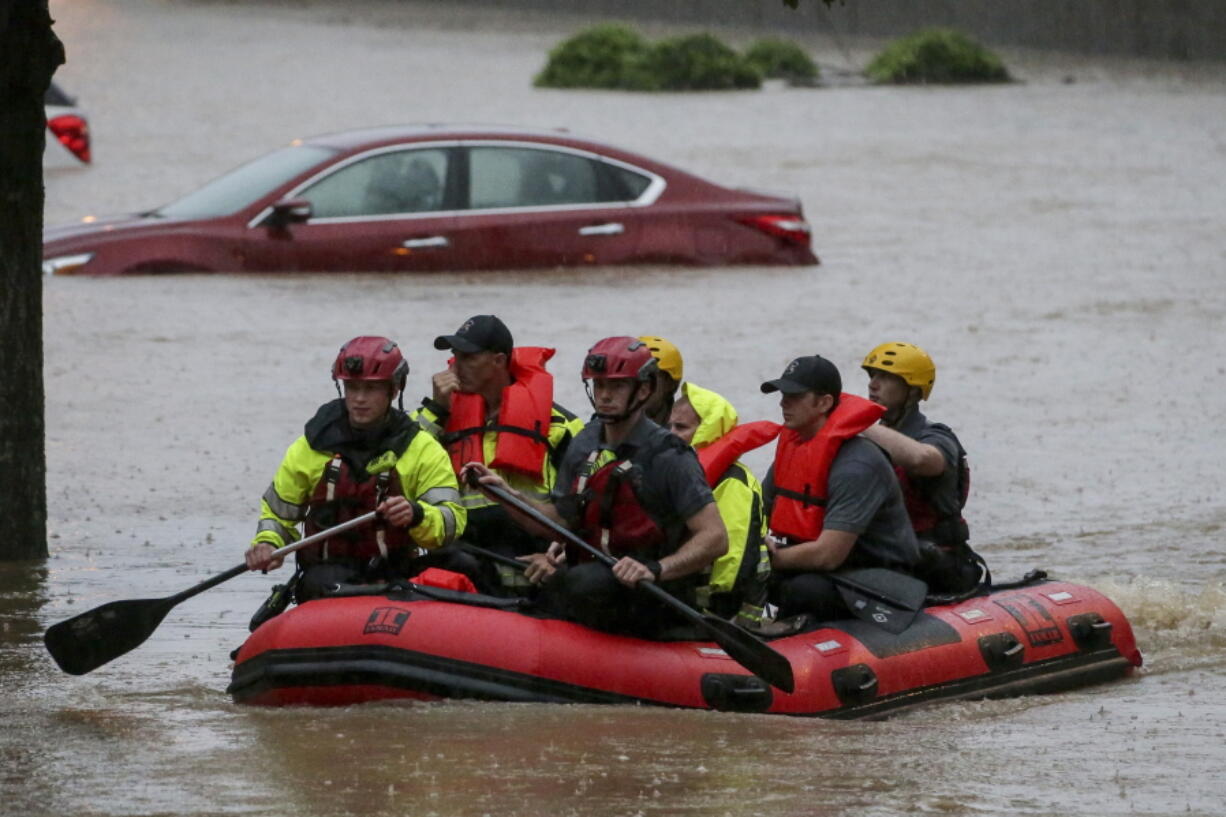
[822,437,920,569]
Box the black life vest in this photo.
[564,432,689,563]
[299,401,420,564]
[896,422,970,548]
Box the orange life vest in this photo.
[696,420,782,487]
[443,346,555,480]
[768,394,885,541]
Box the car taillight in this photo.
[739,214,811,247]
[48,114,91,163]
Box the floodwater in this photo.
[6,0,1226,814]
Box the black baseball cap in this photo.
[433,315,513,355]
[760,355,843,396]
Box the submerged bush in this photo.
[866,29,1009,84]
[744,38,819,84]
[537,26,761,92]
[534,24,649,89]
[631,33,762,91]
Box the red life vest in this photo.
[443,346,555,480]
[768,394,885,541]
[303,454,411,562]
[696,420,781,487]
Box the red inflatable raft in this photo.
[228,575,1142,717]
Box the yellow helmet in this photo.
[862,342,936,400]
[638,336,683,382]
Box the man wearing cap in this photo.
[465,336,727,637]
[860,342,983,594]
[414,315,583,593]
[760,355,921,622]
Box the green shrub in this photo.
[866,28,1009,84]
[744,38,819,83]
[631,33,762,91]
[534,24,649,89]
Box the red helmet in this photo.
[332,336,409,391]
[582,336,659,382]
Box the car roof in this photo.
[300,124,671,170]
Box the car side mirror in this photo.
[266,198,312,228]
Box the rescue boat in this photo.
[228,574,1142,717]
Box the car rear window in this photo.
[156,144,335,219]
[606,164,652,200]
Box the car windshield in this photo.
[154,144,336,219]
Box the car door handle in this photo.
[578,223,624,237]
[402,236,450,249]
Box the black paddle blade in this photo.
[833,568,928,635]
[44,597,174,675]
[700,614,795,694]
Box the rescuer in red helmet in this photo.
[465,336,727,638]
[244,336,468,615]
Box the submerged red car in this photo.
[42,125,817,276]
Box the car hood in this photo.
[43,213,191,252]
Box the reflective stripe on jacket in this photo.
[252,426,465,556]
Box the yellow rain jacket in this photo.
[683,382,771,625]
[254,403,465,555]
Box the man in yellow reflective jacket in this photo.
[246,336,467,604]
[412,315,584,593]
[668,382,771,626]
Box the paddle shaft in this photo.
[458,542,528,572]
[168,511,381,605]
[471,475,794,692]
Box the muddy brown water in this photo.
[6,0,1226,814]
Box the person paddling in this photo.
[412,315,583,594]
[760,355,922,622]
[245,336,468,608]
[465,336,727,638]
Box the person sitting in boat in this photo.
[412,314,584,595]
[465,336,728,638]
[638,335,684,427]
[860,342,986,595]
[245,336,468,603]
[761,354,922,622]
[667,382,771,628]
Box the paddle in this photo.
[458,541,531,573]
[467,473,795,693]
[44,511,378,676]
[832,567,928,635]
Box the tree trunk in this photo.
[0,0,63,560]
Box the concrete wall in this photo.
[457,0,1226,61]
